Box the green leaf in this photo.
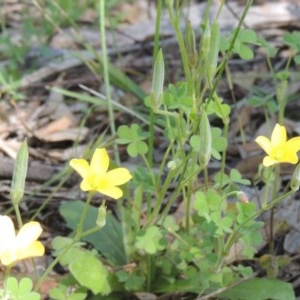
[230,169,251,185]
[219,278,295,300]
[5,277,41,300]
[60,201,126,266]
[135,226,166,254]
[294,54,300,64]
[116,125,132,142]
[211,127,227,160]
[70,252,111,295]
[283,31,300,51]
[49,275,88,300]
[116,124,148,157]
[238,44,254,60]
[258,37,277,57]
[51,236,86,266]
[213,171,230,188]
[5,277,18,295]
[18,278,33,295]
[239,29,257,43]
[194,191,210,220]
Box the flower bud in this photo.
[10,140,28,205]
[237,191,249,203]
[96,201,107,228]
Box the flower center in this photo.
[88,173,109,191]
[271,146,284,160]
[88,174,101,190]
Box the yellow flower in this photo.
[255,123,300,167]
[0,216,44,266]
[69,148,132,199]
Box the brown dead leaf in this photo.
[35,115,72,137]
[35,115,88,143]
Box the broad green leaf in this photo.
[219,278,295,300]
[51,236,86,266]
[70,252,110,295]
[60,201,126,266]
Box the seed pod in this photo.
[151,48,165,111]
[207,21,220,83]
[186,21,198,68]
[10,139,28,205]
[199,110,212,168]
[202,21,210,61]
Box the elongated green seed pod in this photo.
[199,110,212,168]
[10,139,28,205]
[202,22,211,60]
[186,21,198,68]
[151,48,165,111]
[207,21,220,82]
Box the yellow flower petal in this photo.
[286,137,300,152]
[256,123,300,167]
[255,136,272,155]
[80,179,94,191]
[15,221,43,249]
[281,147,299,164]
[271,123,286,146]
[263,156,279,167]
[91,148,109,176]
[0,216,15,247]
[97,186,123,199]
[70,159,90,178]
[0,251,17,266]
[69,148,132,197]
[105,168,132,185]
[0,217,44,266]
[16,241,45,261]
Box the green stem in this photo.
[207,0,253,105]
[13,204,22,228]
[262,167,273,208]
[224,189,294,256]
[269,165,279,254]
[146,255,152,291]
[98,0,119,164]
[34,238,78,292]
[35,193,104,292]
[77,192,93,235]
[167,2,193,97]
[218,121,229,189]
[146,169,177,225]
